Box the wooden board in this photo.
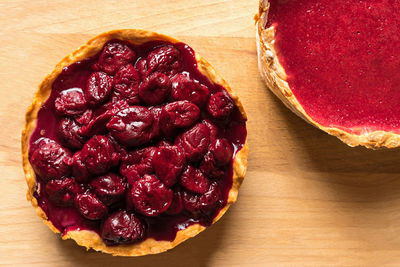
[1,0,400,266]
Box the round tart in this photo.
[256,0,400,148]
[21,29,248,256]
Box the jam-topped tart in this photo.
[256,0,400,148]
[21,30,248,256]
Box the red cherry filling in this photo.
[45,178,82,206]
[85,72,113,107]
[57,118,86,150]
[97,41,136,75]
[138,72,171,105]
[152,145,185,187]
[29,40,246,245]
[74,192,108,220]
[171,74,210,106]
[127,175,173,217]
[101,210,145,245]
[180,165,210,194]
[207,92,234,119]
[160,101,200,135]
[89,173,126,206]
[112,64,141,104]
[107,106,155,147]
[175,122,211,162]
[31,141,71,182]
[54,88,87,116]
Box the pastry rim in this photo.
[256,0,400,149]
[21,29,248,256]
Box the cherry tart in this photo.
[22,30,248,256]
[257,0,400,148]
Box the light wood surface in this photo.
[1,0,400,266]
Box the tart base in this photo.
[21,29,248,256]
[256,0,400,149]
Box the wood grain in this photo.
[1,0,400,266]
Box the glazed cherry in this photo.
[199,182,221,214]
[200,152,225,179]
[166,189,184,215]
[79,100,129,136]
[101,210,145,245]
[160,101,200,135]
[175,122,211,162]
[209,138,234,166]
[30,141,71,182]
[97,41,136,75]
[45,178,82,206]
[112,64,141,104]
[182,190,201,215]
[85,72,113,107]
[120,147,156,178]
[127,175,173,217]
[74,192,108,220]
[207,92,234,119]
[143,46,182,76]
[57,118,86,150]
[71,135,119,178]
[90,173,126,206]
[138,72,171,105]
[54,88,87,116]
[152,146,185,187]
[171,74,210,107]
[107,106,155,147]
[180,165,210,194]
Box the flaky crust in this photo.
[256,0,400,149]
[21,29,248,256]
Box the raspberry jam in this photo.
[267,0,400,133]
[29,40,246,244]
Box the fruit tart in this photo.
[256,0,400,148]
[21,29,248,256]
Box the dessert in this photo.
[22,30,248,256]
[256,0,400,148]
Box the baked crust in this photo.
[21,29,248,256]
[256,0,400,149]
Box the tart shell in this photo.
[21,29,248,256]
[256,0,400,149]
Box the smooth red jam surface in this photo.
[267,0,400,133]
[28,39,246,245]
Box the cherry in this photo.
[97,41,136,75]
[85,72,113,107]
[138,72,171,105]
[127,175,173,216]
[199,152,225,179]
[30,141,71,182]
[57,118,86,150]
[171,74,210,107]
[107,106,155,147]
[209,138,234,166]
[144,46,182,76]
[71,135,119,178]
[74,192,108,220]
[160,101,200,135]
[180,165,210,194]
[101,210,145,245]
[112,64,141,104]
[199,182,221,214]
[152,146,185,187]
[90,173,126,206]
[175,122,211,162]
[166,189,184,215]
[120,147,156,178]
[45,178,82,206]
[207,92,234,119]
[54,88,87,116]
[182,190,201,215]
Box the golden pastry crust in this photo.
[256,0,400,149]
[21,29,248,256]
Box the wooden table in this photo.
[2,0,400,266]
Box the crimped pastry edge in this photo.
[255,0,400,149]
[21,29,248,256]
